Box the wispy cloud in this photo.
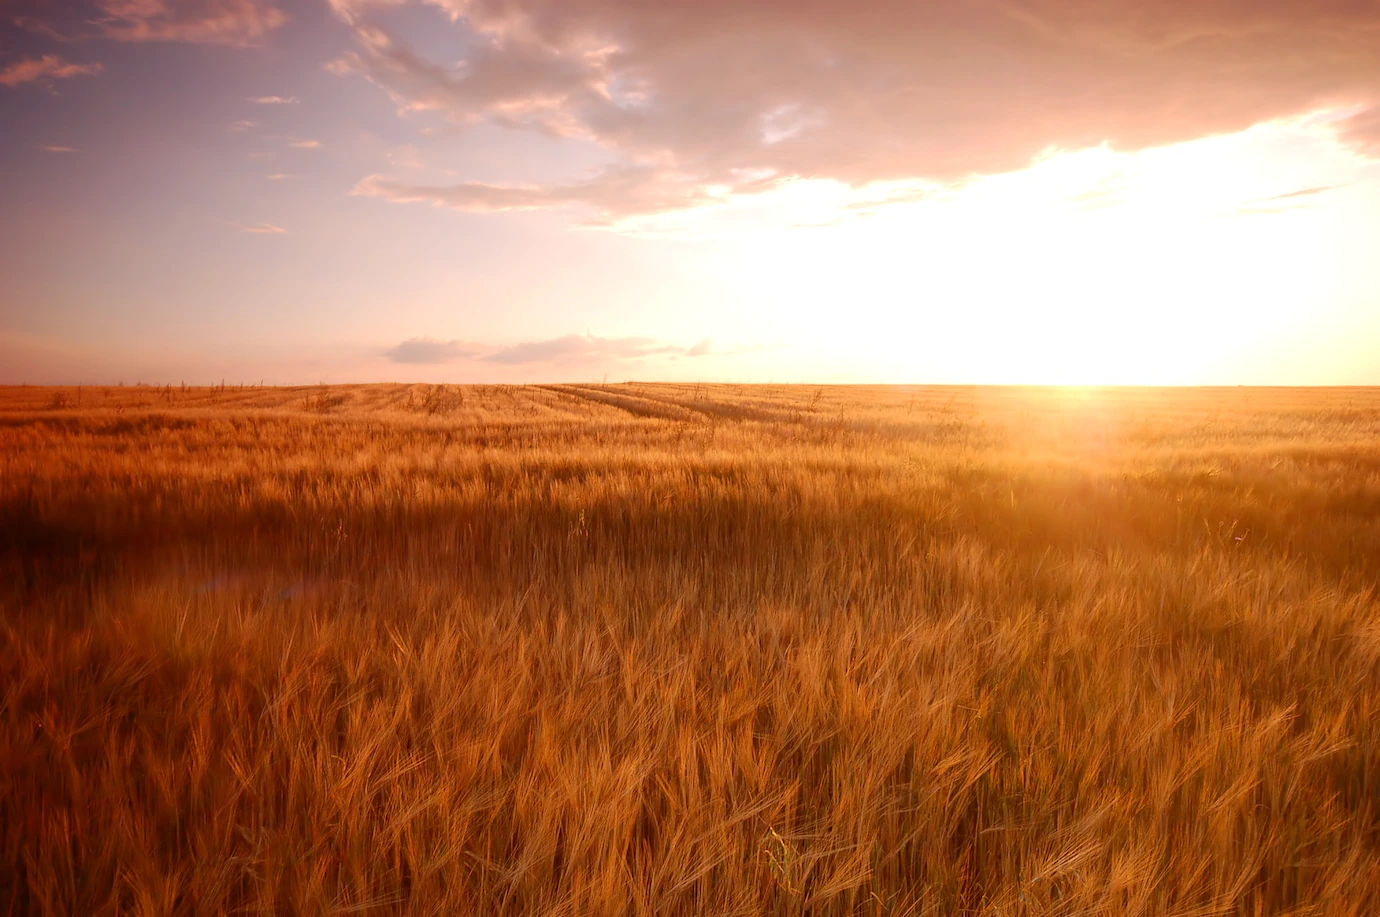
[13,0,286,46]
[1339,106,1380,157]
[353,167,741,227]
[250,95,298,104]
[0,56,103,88]
[384,334,719,366]
[1227,184,1348,217]
[484,334,681,366]
[1064,172,1133,213]
[231,221,287,234]
[37,145,80,153]
[1254,185,1347,204]
[265,173,294,180]
[290,139,321,149]
[94,0,286,46]
[228,119,258,132]
[387,145,423,169]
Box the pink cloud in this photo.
[483,334,679,366]
[0,56,103,88]
[231,221,286,234]
[352,165,745,224]
[332,0,1380,219]
[96,0,285,45]
[13,0,285,46]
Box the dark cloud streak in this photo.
[384,338,485,364]
[11,0,286,46]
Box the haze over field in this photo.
[3,0,1380,385]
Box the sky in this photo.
[2,0,1379,385]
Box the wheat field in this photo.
[2,382,1378,915]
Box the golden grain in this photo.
[2,382,1378,914]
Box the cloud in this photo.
[1227,184,1349,217]
[0,56,103,88]
[290,139,321,149]
[330,0,1380,221]
[384,338,485,364]
[38,145,80,153]
[1338,106,1380,157]
[228,119,258,131]
[1064,172,1133,213]
[353,166,734,224]
[483,334,679,365]
[384,333,715,366]
[12,0,286,46]
[265,173,294,180]
[387,145,423,168]
[250,95,298,104]
[1252,185,1348,204]
[687,338,712,357]
[94,0,285,45]
[232,221,286,234]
